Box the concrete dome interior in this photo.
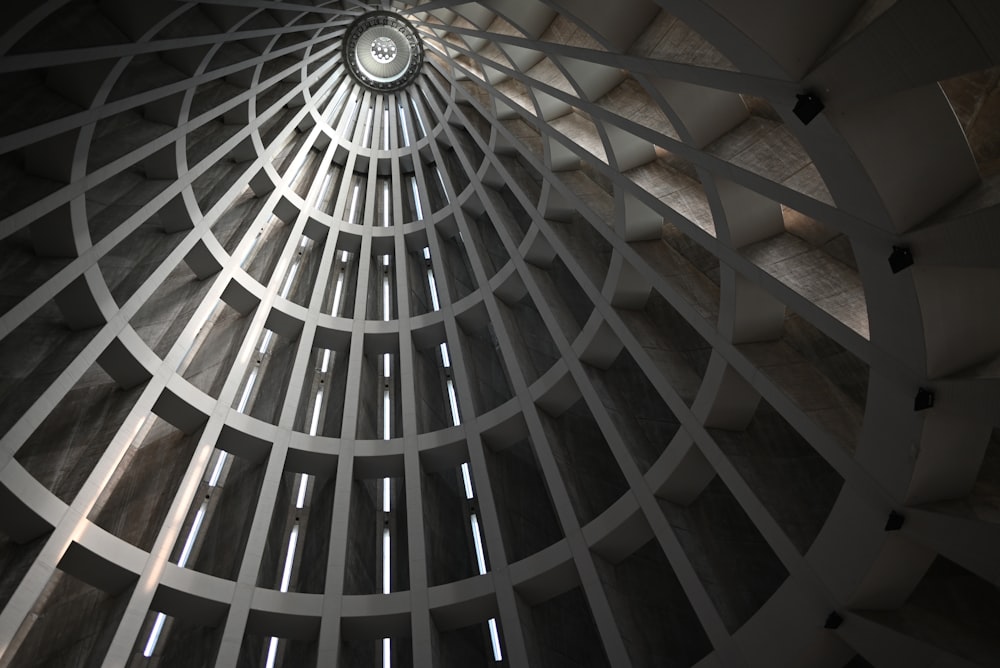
[0,0,998,666]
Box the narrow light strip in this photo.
[427,269,440,311]
[382,274,390,321]
[309,389,324,436]
[461,463,474,500]
[143,613,167,657]
[320,348,331,373]
[440,342,451,368]
[423,246,431,261]
[178,501,208,568]
[411,177,423,219]
[399,104,410,145]
[331,271,345,316]
[382,181,390,227]
[412,98,426,136]
[383,353,391,379]
[383,477,391,513]
[348,183,360,224]
[447,379,460,426]
[382,526,391,593]
[315,170,333,208]
[279,524,299,592]
[383,389,391,440]
[470,512,487,575]
[436,168,449,202]
[488,618,503,662]
[208,451,227,487]
[237,368,258,414]
[259,329,274,354]
[264,637,279,668]
[281,262,299,297]
[295,474,309,509]
[382,108,390,150]
[238,233,261,267]
[382,638,391,668]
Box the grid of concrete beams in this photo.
[0,0,999,667]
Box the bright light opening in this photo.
[309,389,324,436]
[470,512,487,575]
[331,271,345,316]
[237,367,258,413]
[488,618,503,661]
[399,104,410,145]
[143,612,167,657]
[279,524,299,592]
[295,474,309,509]
[382,181,390,227]
[447,379,460,426]
[440,343,451,368]
[382,526,391,593]
[427,269,440,311]
[348,183,360,224]
[383,389,391,440]
[259,329,274,354]
[461,463,474,500]
[410,177,423,220]
[382,274,390,321]
[178,501,207,568]
[208,451,227,487]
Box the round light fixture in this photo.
[343,11,422,92]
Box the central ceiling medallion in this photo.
[343,11,423,92]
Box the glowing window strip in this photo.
[178,501,207,568]
[382,478,391,513]
[440,342,451,368]
[423,246,431,261]
[383,353,391,379]
[237,368,258,414]
[410,177,423,220]
[427,269,440,311]
[383,389,391,440]
[309,389,324,436]
[316,170,334,208]
[348,183,360,224]
[488,618,503,661]
[398,105,410,145]
[382,181,390,227]
[238,232,261,267]
[143,613,166,657]
[259,329,274,354]
[280,262,298,298]
[208,451,227,487]
[447,379,460,426]
[436,168,449,202]
[279,524,299,592]
[382,274,390,321]
[461,463,474,500]
[412,98,427,136]
[382,108,390,150]
[265,637,279,668]
[295,474,309,509]
[331,271,345,316]
[382,638,391,668]
[320,349,331,373]
[382,526,391,593]
[470,512,487,575]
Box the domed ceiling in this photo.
[0,1,998,666]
